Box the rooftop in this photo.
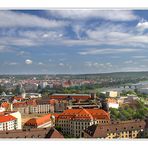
[25,114,52,126]
[83,120,146,138]
[56,108,110,120]
[0,127,64,138]
[0,114,16,123]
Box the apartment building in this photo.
[0,111,22,131]
[50,93,92,102]
[82,120,146,139]
[24,114,55,129]
[0,127,64,138]
[13,99,50,114]
[55,108,110,138]
[105,98,119,109]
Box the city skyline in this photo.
[1,10,148,74]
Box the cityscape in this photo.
[0,10,148,139]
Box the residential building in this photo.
[55,108,110,138]
[50,93,92,102]
[12,99,50,114]
[106,91,118,98]
[82,120,146,139]
[0,127,64,138]
[24,114,55,129]
[0,111,22,131]
[105,98,119,109]
[0,114,17,131]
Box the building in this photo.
[139,88,148,94]
[55,108,110,138]
[127,94,139,100]
[140,118,148,138]
[24,114,55,129]
[50,93,92,102]
[0,114,17,131]
[12,99,50,114]
[0,127,64,138]
[105,98,119,109]
[0,107,5,112]
[67,104,100,109]
[25,93,42,99]
[0,111,22,131]
[8,111,22,129]
[40,81,48,89]
[106,91,118,98]
[82,120,146,139]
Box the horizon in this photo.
[1,70,148,76]
[1,10,148,74]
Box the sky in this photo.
[1,10,148,74]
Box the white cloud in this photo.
[0,11,68,28]
[78,48,140,55]
[136,21,148,30]
[9,62,18,65]
[59,62,64,66]
[25,59,32,65]
[132,55,146,59]
[38,62,44,65]
[124,60,133,64]
[85,61,113,69]
[0,45,14,52]
[48,10,138,21]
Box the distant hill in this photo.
[1,71,148,80]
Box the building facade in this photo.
[0,127,64,138]
[55,108,110,138]
[24,114,55,129]
[0,115,17,131]
[82,120,146,139]
[0,111,22,131]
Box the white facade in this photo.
[0,107,5,112]
[9,111,22,129]
[108,103,119,109]
[26,93,42,98]
[0,119,17,131]
[106,91,118,98]
[41,82,48,89]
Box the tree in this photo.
[55,126,62,132]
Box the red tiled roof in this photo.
[14,96,24,101]
[0,115,16,123]
[13,99,37,108]
[56,109,110,120]
[49,99,56,105]
[84,120,146,138]
[1,102,9,108]
[52,113,60,119]
[25,114,52,126]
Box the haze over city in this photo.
[1,10,148,74]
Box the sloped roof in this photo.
[25,114,52,126]
[0,115,16,123]
[84,120,146,138]
[56,109,110,120]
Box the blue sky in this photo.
[1,10,148,74]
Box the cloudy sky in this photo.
[1,10,148,74]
